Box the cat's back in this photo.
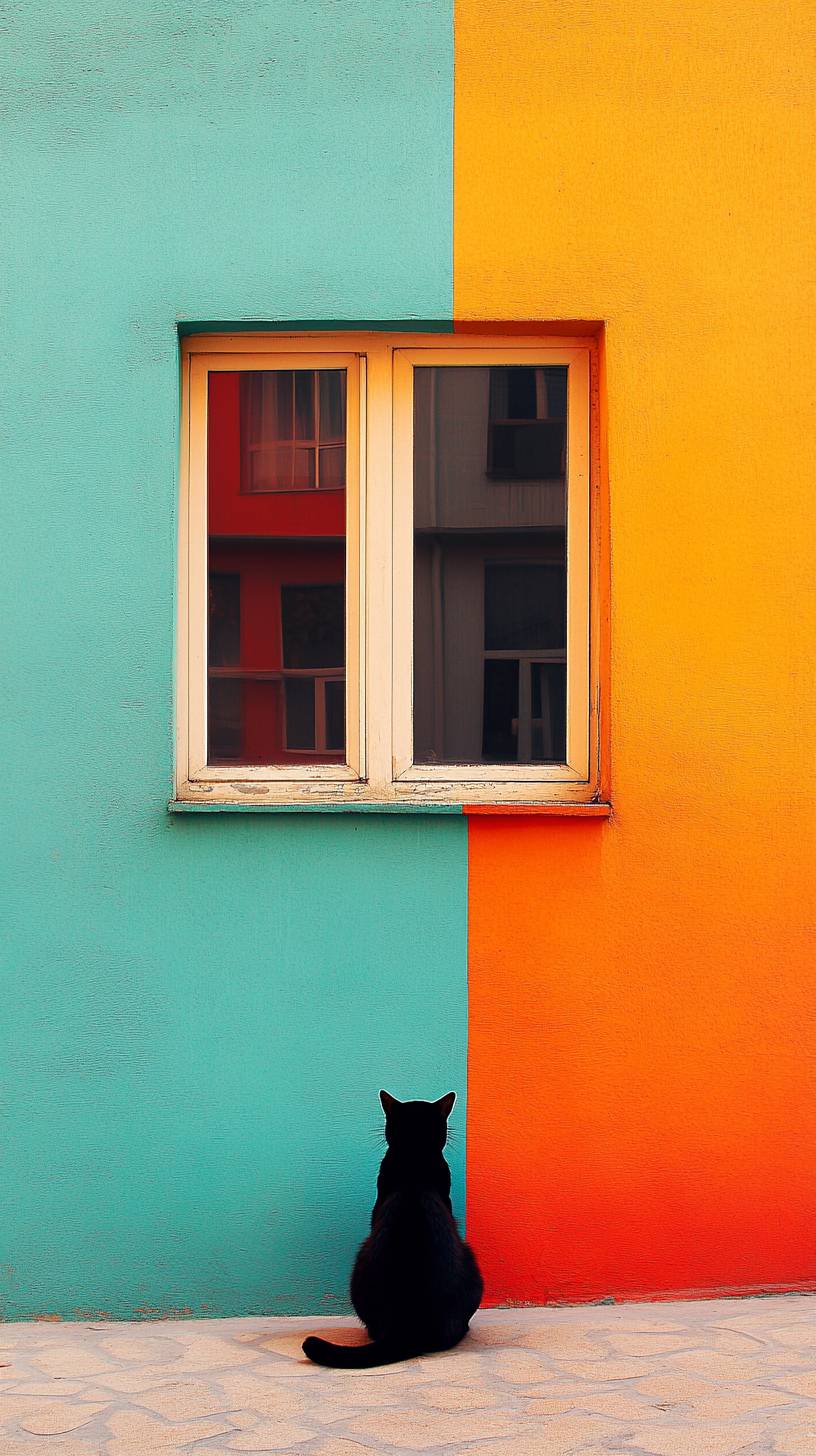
[359,1186,466,1282]
[351,1184,481,1338]
[347,1093,483,1352]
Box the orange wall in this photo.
[457,1,816,1302]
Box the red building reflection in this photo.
[207,370,346,766]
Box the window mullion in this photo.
[363,343,393,797]
[390,350,415,783]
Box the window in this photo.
[280,585,345,756]
[487,366,567,480]
[240,370,346,492]
[177,334,599,806]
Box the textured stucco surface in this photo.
[458,1,816,1303]
[0,1,462,1319]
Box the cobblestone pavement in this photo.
[1,1296,815,1454]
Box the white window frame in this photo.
[176,332,600,807]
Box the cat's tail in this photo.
[301,1335,420,1369]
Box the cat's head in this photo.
[379,1090,456,1152]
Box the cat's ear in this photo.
[435,1091,456,1120]
[379,1090,400,1115]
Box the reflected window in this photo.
[484,562,566,651]
[281,585,345,753]
[413,366,568,765]
[240,370,346,493]
[487,366,567,480]
[482,564,566,763]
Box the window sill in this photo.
[463,802,611,817]
[168,799,611,817]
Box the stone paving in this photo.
[1,1296,815,1454]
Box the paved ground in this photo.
[1,1296,815,1454]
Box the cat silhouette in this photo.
[303,1090,483,1367]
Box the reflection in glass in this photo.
[285,677,316,751]
[240,370,346,493]
[281,585,345,670]
[208,574,241,667]
[207,369,347,765]
[209,679,242,762]
[487,366,567,480]
[484,563,566,651]
[324,680,345,752]
[413,365,567,766]
[531,662,567,762]
[482,659,519,763]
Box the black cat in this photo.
[302,1090,483,1368]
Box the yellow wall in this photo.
[458,1,816,1300]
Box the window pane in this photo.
[270,371,294,439]
[318,445,345,489]
[244,371,293,443]
[484,563,566,650]
[489,421,565,479]
[285,677,315,750]
[281,584,344,669]
[413,365,567,765]
[487,366,567,480]
[248,444,293,493]
[319,371,346,442]
[292,447,316,490]
[207,370,347,765]
[208,678,243,762]
[294,371,315,441]
[531,662,567,762]
[505,367,537,419]
[325,679,345,751]
[482,659,518,762]
[489,366,567,424]
[208,573,241,666]
[239,369,338,493]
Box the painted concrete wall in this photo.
[3,0,813,1319]
[458,1,816,1302]
[1,2,464,1320]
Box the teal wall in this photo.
[0,1,463,1318]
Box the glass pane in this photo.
[325,679,345,751]
[488,421,565,478]
[318,445,345,489]
[487,366,567,480]
[208,573,240,666]
[267,370,293,440]
[294,371,315,441]
[531,662,567,762]
[209,678,286,763]
[292,447,316,490]
[248,444,293,493]
[207,370,347,765]
[208,678,243,761]
[239,370,335,493]
[484,563,566,650]
[319,371,346,442]
[285,678,315,750]
[281,584,344,669]
[489,366,567,423]
[242,371,293,445]
[482,659,518,762]
[413,365,567,766]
